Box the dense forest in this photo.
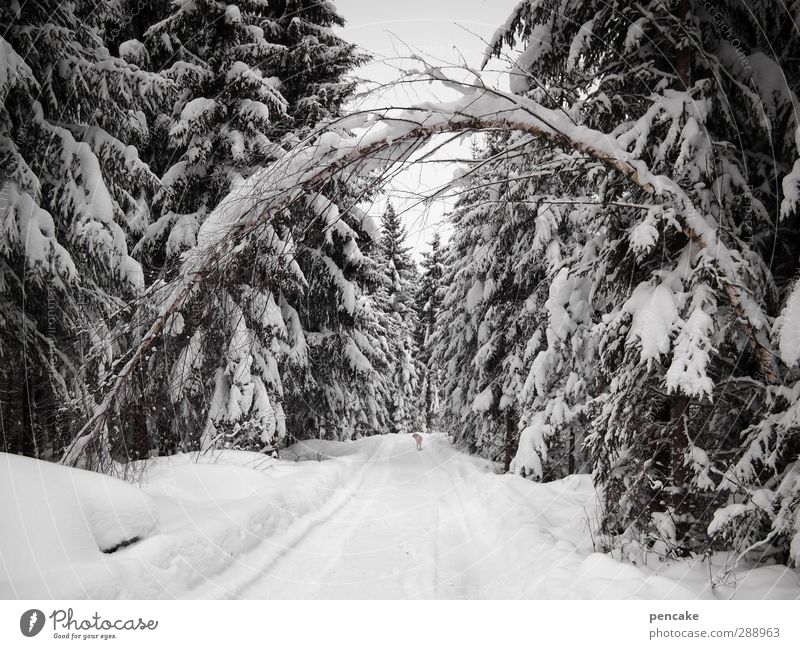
[2,0,800,570]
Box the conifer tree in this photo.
[99,0,397,453]
[0,0,173,458]
[479,0,800,561]
[415,232,443,431]
[431,134,582,472]
[379,202,420,434]
[124,0,368,274]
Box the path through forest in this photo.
[4,434,799,599]
[183,435,753,600]
[236,434,502,598]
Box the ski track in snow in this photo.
[4,433,799,599]
[202,434,506,599]
[173,434,710,600]
[150,434,800,600]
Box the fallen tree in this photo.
[61,63,782,471]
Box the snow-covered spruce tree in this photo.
[431,133,591,474]
[431,178,529,465]
[267,0,370,136]
[108,179,399,455]
[279,191,398,442]
[113,0,291,455]
[0,0,173,459]
[484,0,800,561]
[415,231,443,431]
[130,0,367,274]
[379,202,421,434]
[100,1,397,453]
[130,0,289,271]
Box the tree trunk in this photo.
[424,367,434,432]
[21,375,36,457]
[1,370,13,453]
[670,394,690,547]
[503,409,516,472]
[675,0,691,90]
[568,426,576,475]
[34,383,54,460]
[667,0,693,553]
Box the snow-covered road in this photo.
[3,434,799,599]
[177,432,614,599]
[234,433,502,598]
[174,434,800,600]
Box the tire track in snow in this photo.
[244,439,398,598]
[418,438,499,598]
[186,438,389,598]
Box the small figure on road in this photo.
[412,432,423,452]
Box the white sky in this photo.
[334,0,519,261]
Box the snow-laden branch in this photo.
[61,63,780,469]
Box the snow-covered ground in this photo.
[1,434,798,599]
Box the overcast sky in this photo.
[334,0,520,260]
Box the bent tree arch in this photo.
[61,65,781,471]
